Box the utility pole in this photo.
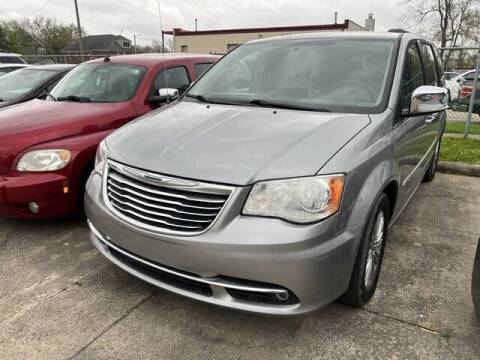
[133,34,142,54]
[73,0,84,61]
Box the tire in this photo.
[472,238,480,320]
[339,193,390,307]
[422,137,442,183]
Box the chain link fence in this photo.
[441,47,480,133]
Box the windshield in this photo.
[187,39,396,113]
[0,69,54,102]
[50,63,146,103]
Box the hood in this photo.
[107,101,370,186]
[0,99,136,174]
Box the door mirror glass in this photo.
[149,88,179,105]
[409,85,448,115]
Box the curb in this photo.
[437,161,480,177]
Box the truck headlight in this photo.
[243,174,345,223]
[94,140,108,175]
[17,149,71,172]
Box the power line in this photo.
[28,0,58,17]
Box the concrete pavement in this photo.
[0,173,479,359]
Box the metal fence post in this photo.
[464,55,480,140]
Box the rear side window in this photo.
[153,66,191,95]
[401,43,425,110]
[420,44,439,86]
[0,56,24,64]
[194,63,213,77]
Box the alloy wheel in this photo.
[364,211,385,289]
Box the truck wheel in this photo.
[339,193,390,307]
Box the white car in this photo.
[445,69,477,101]
[0,50,27,65]
[0,63,31,77]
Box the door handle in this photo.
[425,115,436,124]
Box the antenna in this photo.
[157,0,170,101]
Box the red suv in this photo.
[0,53,219,219]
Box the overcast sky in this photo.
[0,0,405,46]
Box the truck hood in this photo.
[107,101,370,186]
[0,99,135,174]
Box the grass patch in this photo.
[440,137,480,165]
[445,122,480,135]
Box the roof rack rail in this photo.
[388,28,409,33]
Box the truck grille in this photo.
[104,160,234,235]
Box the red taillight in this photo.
[460,85,473,98]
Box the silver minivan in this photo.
[85,32,448,315]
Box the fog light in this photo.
[28,202,39,214]
[275,291,290,301]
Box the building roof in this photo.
[164,20,363,36]
[63,34,132,52]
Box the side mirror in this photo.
[408,86,449,115]
[148,88,179,105]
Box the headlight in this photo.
[94,140,108,175]
[243,174,345,223]
[17,149,71,172]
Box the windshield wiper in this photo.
[45,92,57,101]
[248,99,331,112]
[185,93,239,106]
[57,95,91,103]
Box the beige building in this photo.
[164,20,368,55]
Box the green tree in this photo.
[0,16,84,55]
[23,16,79,55]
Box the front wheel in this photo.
[339,193,390,307]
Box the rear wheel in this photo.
[340,193,390,307]
[422,137,441,183]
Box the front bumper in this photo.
[85,172,363,315]
[0,172,73,219]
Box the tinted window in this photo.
[421,44,439,86]
[194,63,213,77]
[188,39,396,113]
[153,66,190,95]
[401,44,424,109]
[0,69,54,102]
[51,63,145,103]
[0,56,24,64]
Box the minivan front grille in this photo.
[104,160,234,235]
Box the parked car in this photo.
[0,50,27,64]
[446,69,478,102]
[473,238,480,319]
[0,64,75,109]
[452,71,480,114]
[85,32,448,314]
[0,63,31,76]
[444,71,459,81]
[0,53,219,219]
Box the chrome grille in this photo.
[104,160,234,235]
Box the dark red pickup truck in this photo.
[0,53,219,219]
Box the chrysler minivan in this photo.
[86,32,448,314]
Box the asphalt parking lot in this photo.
[1,173,479,360]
